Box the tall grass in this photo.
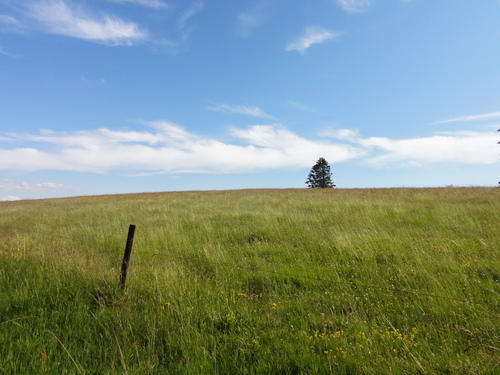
[0,188,499,374]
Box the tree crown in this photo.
[306,157,335,188]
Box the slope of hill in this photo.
[1,188,499,373]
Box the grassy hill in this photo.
[1,187,499,374]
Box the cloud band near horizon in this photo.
[0,122,497,174]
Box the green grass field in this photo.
[1,187,499,374]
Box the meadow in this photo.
[0,187,499,374]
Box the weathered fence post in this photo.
[120,224,136,289]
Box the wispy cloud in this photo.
[178,1,204,30]
[431,111,500,125]
[207,104,275,119]
[0,123,497,175]
[106,0,170,10]
[285,100,322,114]
[236,4,268,37]
[0,14,23,33]
[336,0,372,13]
[26,0,148,45]
[0,46,19,58]
[0,179,69,191]
[285,26,339,54]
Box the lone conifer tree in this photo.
[306,157,335,188]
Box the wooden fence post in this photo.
[120,224,136,289]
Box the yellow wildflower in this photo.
[160,302,171,309]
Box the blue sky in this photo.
[1,0,499,200]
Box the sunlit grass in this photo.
[0,187,499,373]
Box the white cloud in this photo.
[323,128,499,167]
[0,179,68,191]
[320,128,360,142]
[0,148,72,170]
[0,123,363,173]
[106,0,170,10]
[431,111,500,125]
[337,0,372,13]
[230,125,363,167]
[342,131,497,167]
[27,0,148,45]
[2,123,496,175]
[207,104,275,119]
[285,26,339,54]
[1,195,21,201]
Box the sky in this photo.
[1,0,500,200]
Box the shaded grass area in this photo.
[0,187,499,374]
